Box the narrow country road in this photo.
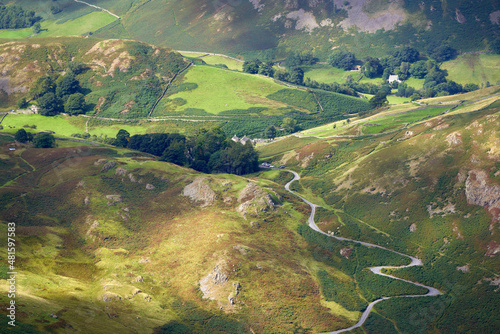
[284,170,441,333]
[74,0,120,19]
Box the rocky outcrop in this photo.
[182,177,216,207]
[237,183,275,217]
[465,170,500,223]
[101,161,117,172]
[199,262,229,301]
[106,195,123,206]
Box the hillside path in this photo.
[284,170,441,333]
[74,0,120,19]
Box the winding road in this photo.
[284,170,442,333]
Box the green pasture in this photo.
[0,114,178,139]
[442,54,500,86]
[0,11,117,39]
[162,65,290,114]
[361,106,450,134]
[180,52,244,71]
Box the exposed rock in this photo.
[486,241,500,257]
[146,183,155,190]
[340,247,353,259]
[446,132,462,146]
[84,196,90,205]
[102,292,121,302]
[457,265,470,273]
[237,183,275,217]
[115,167,127,176]
[106,195,123,206]
[94,159,107,166]
[182,177,216,207]
[409,223,417,232]
[134,276,145,283]
[233,245,249,255]
[132,288,142,295]
[427,202,456,218]
[465,170,500,223]
[199,262,231,303]
[128,173,137,182]
[250,221,260,228]
[86,219,100,238]
[138,257,150,263]
[101,161,117,172]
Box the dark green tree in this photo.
[265,125,277,139]
[428,45,456,62]
[17,97,28,109]
[409,60,428,79]
[258,62,274,77]
[55,72,80,101]
[362,57,383,78]
[328,50,356,70]
[369,91,388,109]
[67,61,87,75]
[64,93,85,115]
[243,60,261,74]
[114,129,130,148]
[33,133,55,148]
[37,92,61,116]
[32,22,41,34]
[14,128,28,143]
[282,117,297,134]
[30,76,55,100]
[491,39,500,54]
[288,67,304,85]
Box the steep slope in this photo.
[8,0,498,57]
[257,89,500,332]
[0,137,431,333]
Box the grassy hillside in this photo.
[256,89,500,333]
[0,135,429,333]
[442,53,500,86]
[4,0,499,59]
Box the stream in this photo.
[284,170,441,333]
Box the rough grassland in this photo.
[0,11,117,39]
[442,54,500,85]
[164,66,290,114]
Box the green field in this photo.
[304,66,363,84]
[442,54,500,86]
[160,65,290,114]
[180,52,244,71]
[0,114,188,139]
[0,11,117,39]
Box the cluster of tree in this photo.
[242,59,275,77]
[29,62,88,116]
[283,51,317,69]
[113,128,259,175]
[0,5,41,29]
[15,129,55,148]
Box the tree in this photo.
[463,83,479,92]
[391,47,419,64]
[55,72,80,101]
[29,76,55,100]
[491,39,500,54]
[17,97,28,109]
[265,125,277,139]
[369,91,388,109]
[243,60,261,74]
[114,129,130,148]
[32,22,41,34]
[37,92,61,116]
[258,62,274,77]
[328,50,356,70]
[428,45,456,62]
[362,57,383,78]
[64,93,85,115]
[33,133,55,148]
[67,61,87,75]
[14,128,29,143]
[288,67,304,85]
[409,60,428,79]
[282,117,297,134]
